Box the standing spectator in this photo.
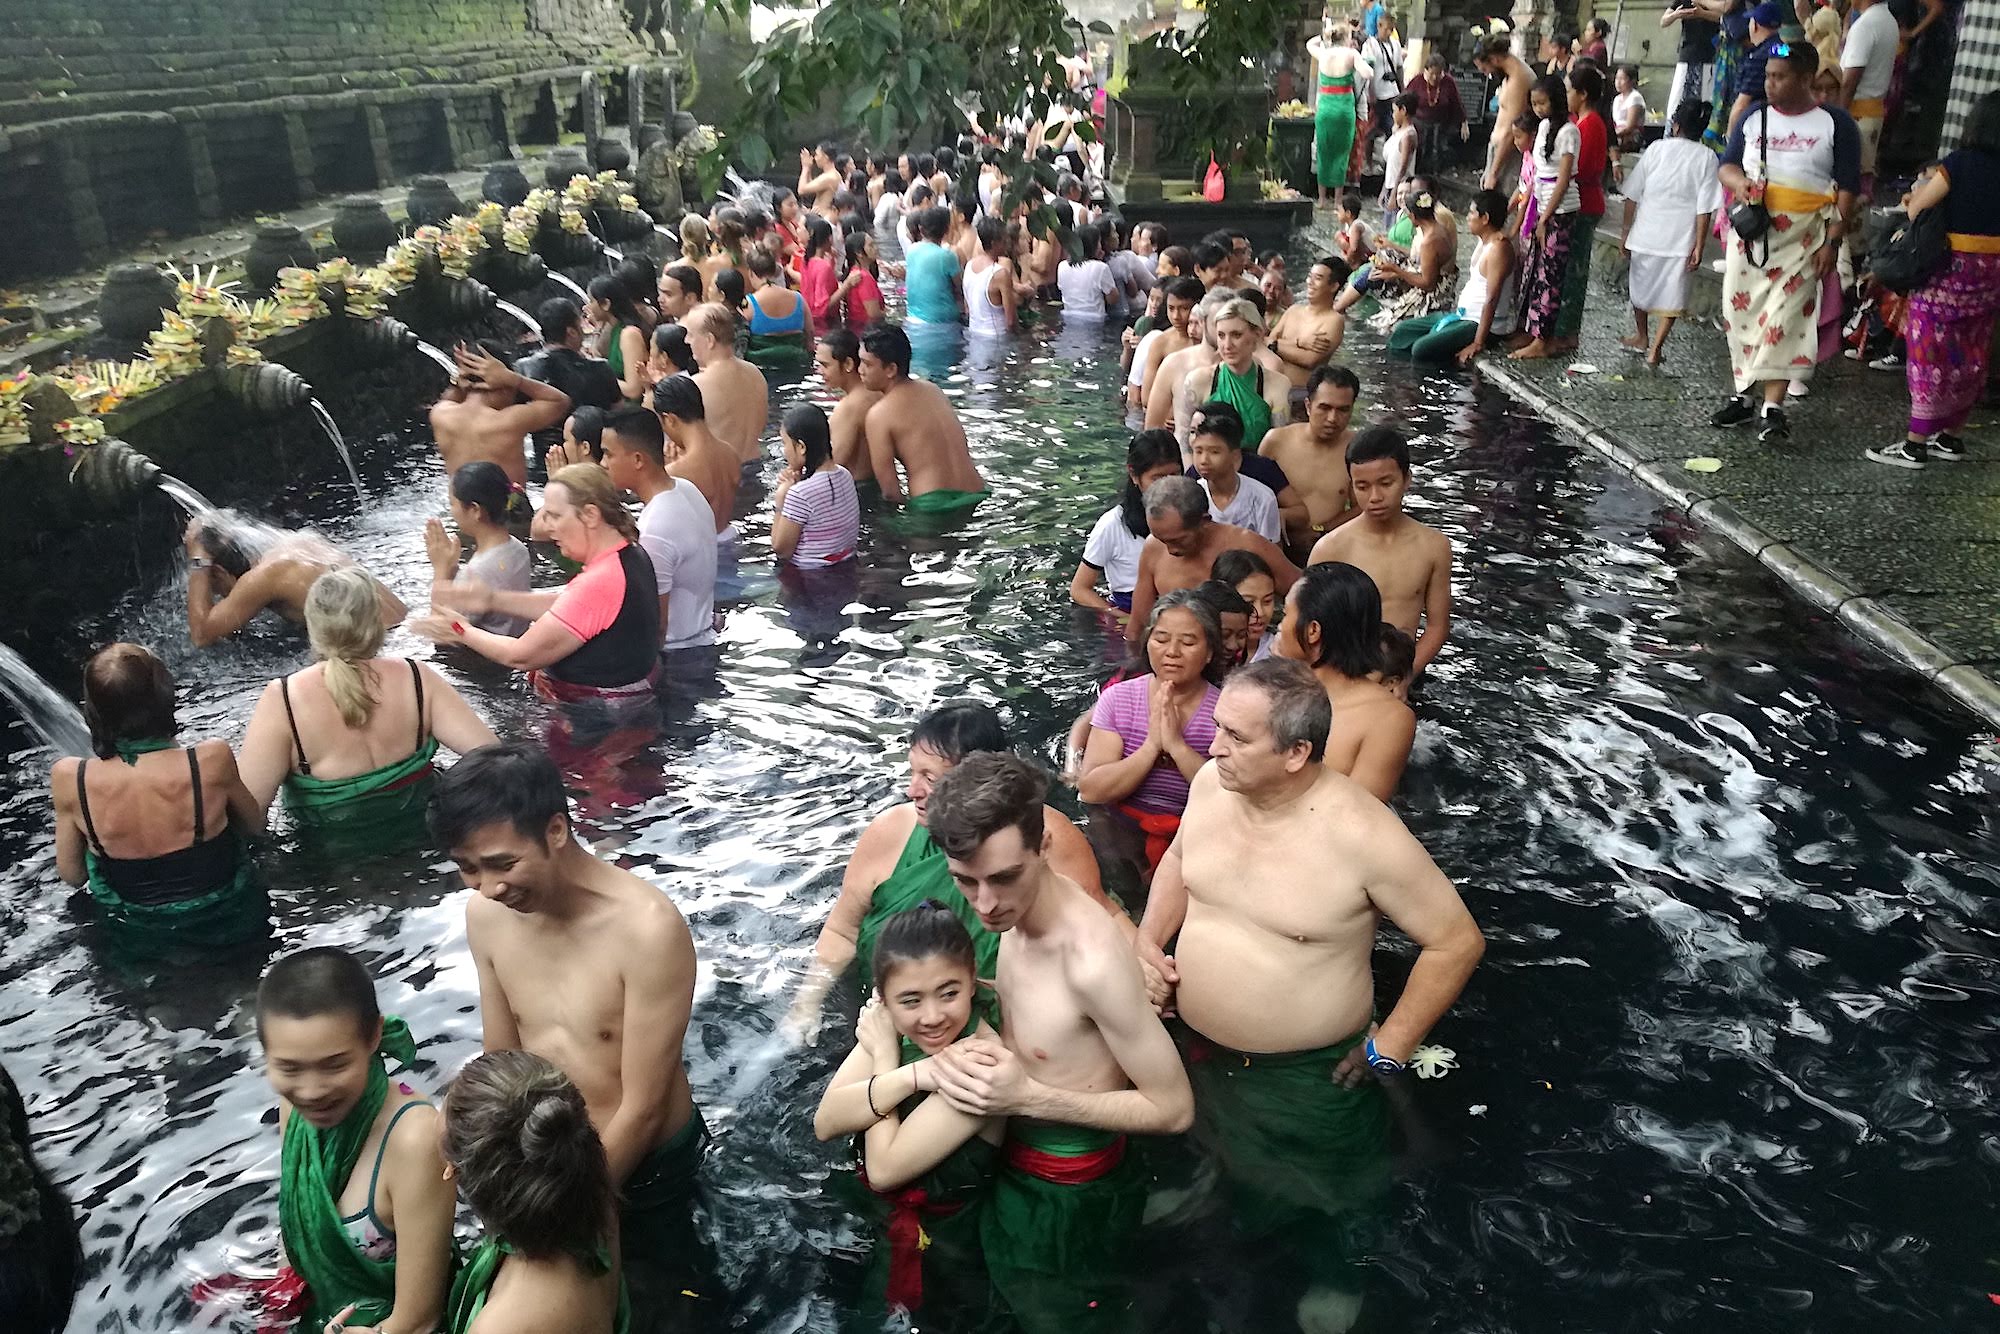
[1581,16,1613,67]
[1542,29,1577,76]
[1510,76,1583,360]
[1802,0,1844,73]
[1307,17,1370,204]
[1835,0,1897,192]
[1551,64,1611,356]
[1711,43,1859,444]
[1362,16,1407,148]
[1618,98,1723,365]
[1705,0,1754,149]
[1726,2,1788,139]
[1410,55,1467,172]
[1381,95,1420,214]
[1661,0,1722,119]
[1866,92,2000,469]
[1613,63,1650,157]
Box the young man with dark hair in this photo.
[812,328,881,483]
[599,402,717,652]
[923,752,1193,1333]
[436,741,703,1229]
[1267,255,1347,390]
[1308,427,1453,680]
[903,207,964,326]
[516,298,621,457]
[858,325,987,514]
[430,342,573,491]
[651,373,741,541]
[1259,362,1362,556]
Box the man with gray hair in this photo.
[1126,476,1296,644]
[1174,296,1292,452]
[1136,656,1484,1326]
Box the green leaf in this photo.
[841,81,879,124]
[1087,19,1113,33]
[738,131,773,174]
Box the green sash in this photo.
[281,1017,422,1332]
[281,738,439,844]
[445,1237,630,1334]
[113,736,177,762]
[743,334,811,370]
[1208,362,1272,450]
[980,1118,1143,1332]
[852,822,999,986]
[903,487,989,517]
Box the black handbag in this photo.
[1872,205,1950,293]
[1728,106,1772,260]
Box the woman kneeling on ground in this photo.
[257,945,455,1334]
[50,643,265,943]
[239,567,499,838]
[415,464,663,705]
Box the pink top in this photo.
[844,268,884,329]
[1088,674,1220,814]
[548,542,633,641]
[802,256,839,328]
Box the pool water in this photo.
[4,251,1999,1334]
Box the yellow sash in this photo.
[1763,182,1836,214]
[1948,233,2000,254]
[1849,97,1886,120]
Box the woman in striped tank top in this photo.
[773,404,861,569]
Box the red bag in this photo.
[1202,155,1225,202]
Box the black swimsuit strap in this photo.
[75,759,105,856]
[187,746,205,848]
[278,676,311,776]
[408,659,426,747]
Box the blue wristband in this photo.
[1364,1036,1404,1075]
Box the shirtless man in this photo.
[1132,276,1204,411]
[1145,289,1221,432]
[1309,427,1452,680]
[1274,562,1416,800]
[684,302,769,465]
[798,141,842,212]
[1260,364,1360,557]
[184,518,404,648]
[1473,34,1534,190]
[437,742,704,1228]
[859,324,988,513]
[1127,477,1297,644]
[1174,299,1292,454]
[813,329,880,485]
[1267,257,1346,391]
[924,754,1193,1332]
[1136,659,1482,1330]
[428,342,572,492]
[652,373,742,543]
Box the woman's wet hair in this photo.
[713,208,748,254]
[566,404,607,461]
[450,460,514,528]
[256,944,381,1046]
[428,740,569,850]
[677,214,712,259]
[870,899,978,997]
[1119,429,1183,539]
[614,255,659,310]
[443,1050,613,1261]
[804,215,836,262]
[651,322,698,375]
[1377,623,1417,682]
[195,518,256,578]
[586,273,644,329]
[714,267,747,312]
[549,463,639,543]
[305,567,387,730]
[81,643,176,756]
[844,229,875,268]
[1292,562,1385,678]
[1194,578,1251,618]
[781,403,833,475]
[909,701,1009,765]
[925,752,1047,861]
[1211,547,1274,589]
[746,245,780,280]
[1671,98,1712,140]
[1147,588,1227,686]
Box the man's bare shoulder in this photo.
[1309,523,1361,564]
[1259,422,1310,458]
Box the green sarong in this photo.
[1553,214,1599,340]
[852,822,1000,986]
[621,1105,710,1217]
[282,1018,432,1332]
[1207,361,1273,449]
[744,333,811,371]
[446,1237,629,1334]
[1315,72,1358,189]
[905,487,989,518]
[982,1122,1144,1333]
[1182,1027,1389,1296]
[281,737,439,842]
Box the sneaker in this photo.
[1865,440,1927,469]
[1843,346,1864,361]
[1786,378,1809,399]
[1711,395,1756,428]
[1929,433,1966,462]
[1868,352,1904,371]
[1758,406,1791,443]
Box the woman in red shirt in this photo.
[838,230,886,329]
[1552,63,1611,354]
[800,217,841,329]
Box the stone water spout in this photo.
[221,361,313,416]
[70,437,161,505]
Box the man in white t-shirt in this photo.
[1189,403,1282,543]
[1836,0,1898,180]
[1361,19,1405,146]
[600,404,719,652]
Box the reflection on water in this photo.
[3,280,1998,1334]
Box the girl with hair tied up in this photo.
[441,1051,624,1334]
[239,567,497,836]
[772,403,861,569]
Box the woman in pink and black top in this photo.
[1077,589,1225,879]
[414,463,661,703]
[772,404,861,569]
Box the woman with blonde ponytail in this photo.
[239,567,498,835]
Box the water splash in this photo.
[602,244,625,264]
[547,272,590,305]
[0,642,91,757]
[157,476,216,517]
[493,299,545,346]
[655,222,680,244]
[415,340,457,378]
[307,399,363,495]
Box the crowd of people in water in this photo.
[4,94,1520,1334]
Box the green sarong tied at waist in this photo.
[905,487,989,517]
[853,822,1000,985]
[282,1017,431,1333]
[744,334,811,371]
[84,843,263,946]
[982,1118,1145,1332]
[621,1105,710,1217]
[446,1236,629,1334]
[282,737,439,830]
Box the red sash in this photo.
[860,1169,966,1312]
[1003,1134,1128,1184]
[1114,803,1181,874]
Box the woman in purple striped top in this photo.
[772,404,861,569]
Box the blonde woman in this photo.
[414,464,664,703]
[239,567,498,832]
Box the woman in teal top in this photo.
[586,275,649,402]
[238,568,497,845]
[441,1050,627,1334]
[742,245,813,370]
[49,642,266,947]
[814,903,1002,1319]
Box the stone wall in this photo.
[0,0,664,281]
